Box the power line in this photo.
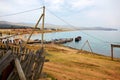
[48,10,111,43]
[46,8,75,28]
[46,8,120,44]
[0,7,43,17]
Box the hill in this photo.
[0,21,118,31]
[0,21,31,29]
[41,44,120,80]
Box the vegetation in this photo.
[42,44,120,80]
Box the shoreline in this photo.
[0,42,120,80]
[45,44,120,60]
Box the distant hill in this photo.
[77,27,118,31]
[0,21,118,31]
[0,21,31,29]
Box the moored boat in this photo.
[75,36,81,42]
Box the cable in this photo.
[46,8,75,28]
[46,9,119,44]
[0,7,43,17]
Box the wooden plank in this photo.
[21,54,29,70]
[111,45,113,60]
[24,53,33,75]
[37,57,45,79]
[7,70,15,80]
[111,44,120,60]
[15,58,26,80]
[27,54,35,79]
[34,56,45,79]
[111,44,120,48]
[0,50,12,73]
[1,60,14,80]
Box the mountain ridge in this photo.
[0,21,118,31]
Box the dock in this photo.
[27,38,73,44]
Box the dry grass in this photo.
[42,44,120,80]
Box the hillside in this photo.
[41,44,120,80]
[0,21,118,31]
[0,21,31,29]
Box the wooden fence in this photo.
[0,42,45,80]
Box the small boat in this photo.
[75,36,81,42]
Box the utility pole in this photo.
[41,6,45,48]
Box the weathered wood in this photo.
[0,51,12,72]
[34,56,45,79]
[111,44,120,60]
[0,60,14,80]
[111,45,113,60]
[7,69,15,80]
[37,57,45,79]
[21,54,29,70]
[0,50,15,80]
[111,44,120,48]
[15,58,26,80]
[24,53,32,75]
[81,40,93,53]
[27,54,35,79]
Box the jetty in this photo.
[27,38,73,44]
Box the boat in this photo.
[75,36,81,42]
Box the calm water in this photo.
[26,30,120,58]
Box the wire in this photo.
[46,8,75,28]
[46,9,119,44]
[0,7,43,17]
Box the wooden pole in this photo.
[111,44,113,60]
[24,14,43,47]
[81,40,93,53]
[41,6,45,48]
[15,58,26,80]
[87,40,93,53]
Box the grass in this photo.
[42,44,120,80]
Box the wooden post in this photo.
[15,58,26,80]
[41,6,45,48]
[81,40,93,53]
[111,44,113,60]
[111,44,120,60]
[87,40,93,53]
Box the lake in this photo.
[26,30,120,58]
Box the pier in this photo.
[27,38,73,44]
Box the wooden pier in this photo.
[27,38,73,44]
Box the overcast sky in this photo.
[0,0,120,28]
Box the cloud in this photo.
[0,0,43,23]
[0,1,13,14]
[69,0,95,10]
[45,0,65,11]
[0,0,42,13]
[0,0,120,27]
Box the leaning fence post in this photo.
[15,58,26,80]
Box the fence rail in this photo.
[0,42,45,80]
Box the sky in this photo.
[0,0,120,28]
